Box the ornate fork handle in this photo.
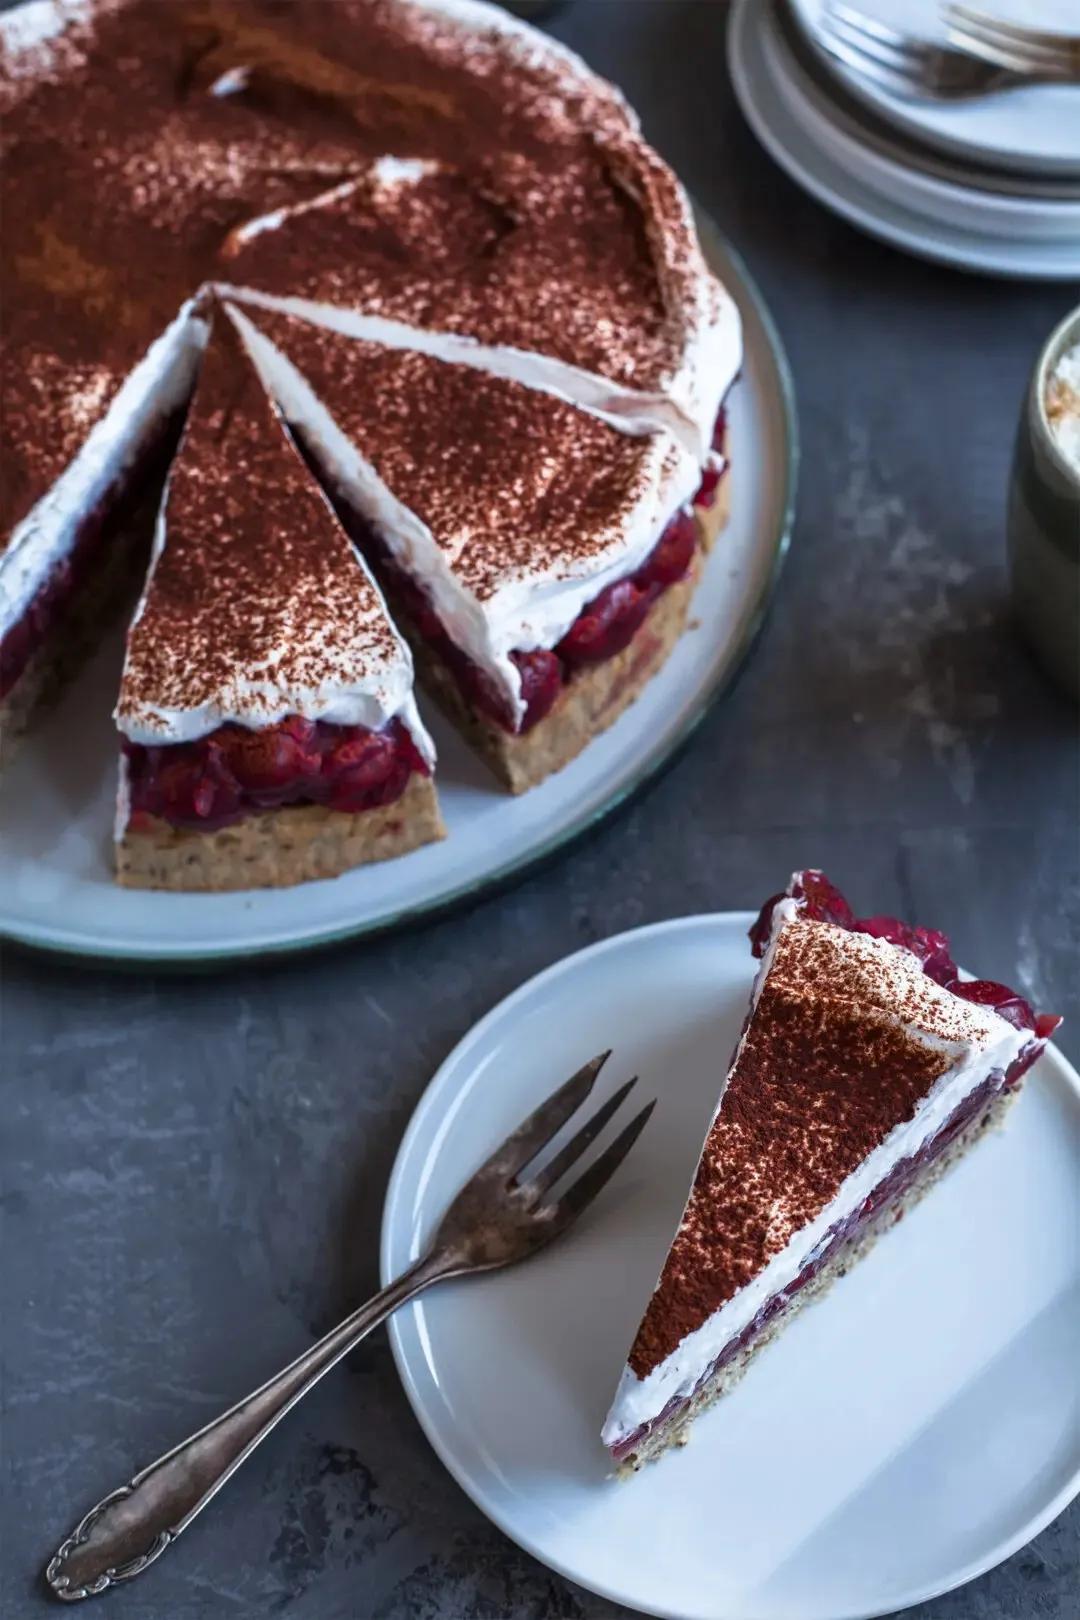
[46,1254,448,1602]
[45,1051,650,1604]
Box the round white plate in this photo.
[0,223,795,966]
[765,9,1080,241]
[381,913,1080,1620]
[730,0,1080,279]
[788,0,1080,177]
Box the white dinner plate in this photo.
[0,220,795,966]
[730,0,1080,280]
[382,912,1080,1620]
[787,0,1080,177]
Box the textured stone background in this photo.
[2,2,1078,1616]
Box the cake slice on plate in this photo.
[226,303,727,794]
[114,303,442,892]
[603,870,1061,1472]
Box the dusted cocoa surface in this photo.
[2,4,1077,1619]
[1,0,714,548]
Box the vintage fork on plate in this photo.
[944,5,1080,78]
[817,1,1079,100]
[46,1051,652,1603]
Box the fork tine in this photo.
[545,1099,656,1226]
[944,23,1045,74]
[476,1050,610,1181]
[817,28,924,96]
[827,1,930,61]
[946,5,1080,63]
[520,1076,639,1200]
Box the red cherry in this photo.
[512,649,563,732]
[637,510,697,589]
[556,578,650,669]
[790,870,857,930]
[693,464,721,509]
[218,723,320,795]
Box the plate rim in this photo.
[729,0,1080,281]
[0,225,798,971]
[380,909,1080,1620]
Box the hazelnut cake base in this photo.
[117,770,444,893]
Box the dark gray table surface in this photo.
[2,3,1078,1616]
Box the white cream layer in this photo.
[0,300,210,639]
[217,283,739,466]
[601,909,1026,1450]
[115,432,435,768]
[228,303,704,728]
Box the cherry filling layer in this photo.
[322,405,728,738]
[0,412,185,701]
[610,1068,1006,1463]
[123,715,429,833]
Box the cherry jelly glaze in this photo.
[749,869,1061,1082]
[124,715,429,833]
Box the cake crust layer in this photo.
[117,769,444,891]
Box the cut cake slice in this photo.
[227,302,729,793]
[114,302,442,891]
[603,870,1061,1471]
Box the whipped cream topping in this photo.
[228,303,702,726]
[601,903,1026,1450]
[0,300,209,640]
[1046,340,1080,478]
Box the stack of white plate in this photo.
[728,0,1080,278]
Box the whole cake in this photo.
[0,0,741,883]
[602,871,1061,1471]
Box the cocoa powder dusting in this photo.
[116,305,399,728]
[627,917,1003,1377]
[248,307,676,601]
[2,0,712,547]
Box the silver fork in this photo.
[944,4,1080,78]
[46,1051,652,1603]
[817,1,1073,100]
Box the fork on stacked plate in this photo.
[727,0,1080,277]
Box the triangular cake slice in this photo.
[114,303,442,891]
[226,303,722,794]
[603,870,1061,1471]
